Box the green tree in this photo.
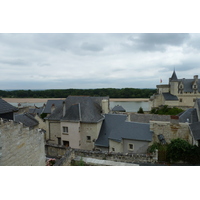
[137,107,144,114]
[166,138,192,162]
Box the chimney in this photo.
[194,75,198,80]
[63,101,66,117]
[51,104,55,113]
[102,99,109,114]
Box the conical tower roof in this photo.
[171,70,178,81]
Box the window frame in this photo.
[128,143,134,151]
[62,126,68,134]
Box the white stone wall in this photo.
[35,114,47,130]
[80,122,102,150]
[109,139,123,153]
[0,120,46,166]
[61,121,81,148]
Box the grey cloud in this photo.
[124,33,190,52]
[160,60,200,73]
[80,42,104,52]
[0,59,28,66]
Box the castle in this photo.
[150,70,200,109]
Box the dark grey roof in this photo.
[0,98,18,114]
[47,96,105,123]
[14,113,39,127]
[46,104,63,121]
[177,78,200,92]
[162,93,178,101]
[112,105,126,112]
[43,100,64,114]
[171,70,178,81]
[95,114,127,147]
[179,108,198,123]
[109,121,152,142]
[29,107,44,115]
[189,122,200,141]
[130,113,171,123]
[95,114,153,147]
[180,79,195,93]
[195,99,200,118]
[62,96,104,123]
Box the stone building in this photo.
[45,96,109,150]
[150,70,200,109]
[95,114,153,153]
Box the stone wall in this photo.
[0,119,46,166]
[150,121,192,145]
[45,144,158,165]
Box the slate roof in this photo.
[0,98,18,114]
[171,70,178,81]
[195,99,200,117]
[14,113,39,127]
[130,113,171,123]
[29,107,44,115]
[95,114,153,147]
[162,93,179,101]
[112,105,126,112]
[109,121,152,142]
[189,122,200,141]
[43,100,64,114]
[180,79,196,93]
[95,114,127,147]
[47,96,106,123]
[179,108,198,123]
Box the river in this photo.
[5,98,150,113]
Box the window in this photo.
[112,148,115,152]
[57,137,61,145]
[63,141,69,147]
[129,143,134,150]
[193,98,196,102]
[87,136,91,142]
[63,126,68,133]
[179,98,182,102]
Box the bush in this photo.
[137,107,144,114]
[150,105,183,115]
[147,142,168,153]
[166,138,192,162]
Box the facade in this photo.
[95,114,153,153]
[45,96,109,150]
[150,70,200,108]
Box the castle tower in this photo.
[169,70,179,95]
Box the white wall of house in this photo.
[123,139,150,154]
[46,121,61,144]
[35,114,47,130]
[60,121,81,148]
[109,139,123,153]
[79,121,103,150]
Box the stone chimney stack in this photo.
[51,104,55,113]
[102,99,109,114]
[194,75,198,81]
[63,101,66,117]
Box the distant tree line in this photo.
[0,88,156,98]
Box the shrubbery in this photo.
[137,107,144,114]
[150,105,184,115]
[148,138,200,165]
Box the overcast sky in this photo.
[1,33,200,90]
